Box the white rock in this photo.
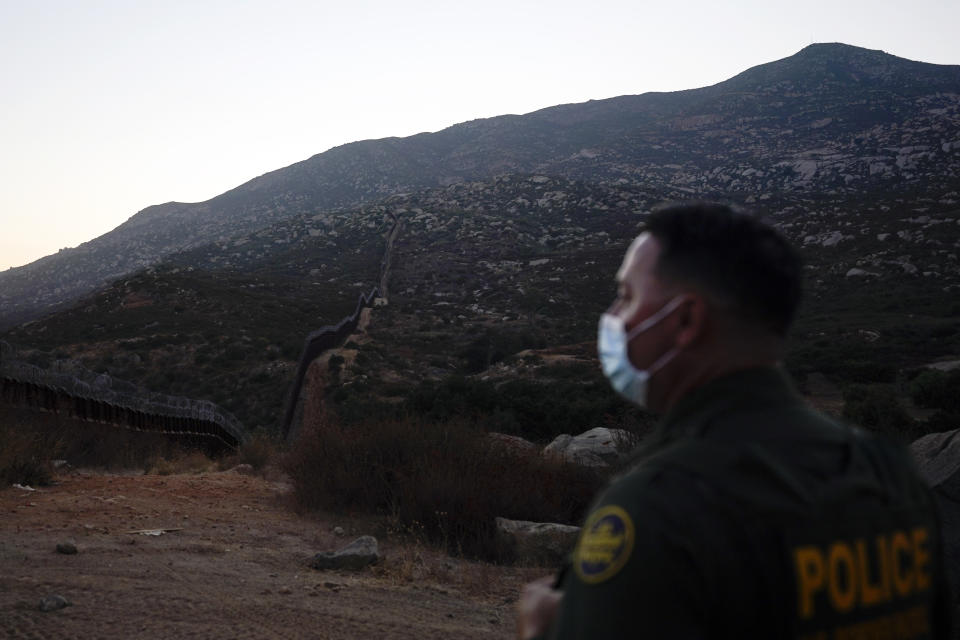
[544,427,631,467]
[310,536,379,571]
[495,517,580,565]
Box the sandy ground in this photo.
[0,468,539,639]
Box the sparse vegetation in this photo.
[283,414,604,559]
[235,432,280,472]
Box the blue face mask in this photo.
[597,296,684,407]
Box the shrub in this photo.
[910,369,960,412]
[283,414,603,559]
[404,374,640,441]
[328,354,345,373]
[237,432,277,472]
[842,384,917,442]
[0,425,53,486]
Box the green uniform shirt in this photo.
[548,367,952,639]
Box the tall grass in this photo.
[283,414,603,559]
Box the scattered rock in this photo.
[845,268,879,278]
[310,536,379,571]
[333,526,345,537]
[820,231,852,247]
[56,542,77,555]
[231,464,254,475]
[543,427,632,467]
[924,360,960,372]
[38,594,71,612]
[495,517,581,565]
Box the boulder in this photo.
[544,427,631,467]
[486,432,539,457]
[310,535,379,571]
[911,429,960,594]
[495,517,580,565]
[845,268,879,278]
[38,594,71,612]
[912,430,960,489]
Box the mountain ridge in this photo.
[1,42,958,328]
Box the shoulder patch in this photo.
[574,505,635,584]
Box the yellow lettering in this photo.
[890,532,914,597]
[855,539,884,606]
[828,542,857,613]
[876,534,893,601]
[795,546,826,618]
[913,528,931,591]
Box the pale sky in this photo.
[2,0,958,271]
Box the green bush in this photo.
[405,374,639,441]
[328,354,345,372]
[910,369,960,412]
[842,384,917,441]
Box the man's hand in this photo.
[517,575,563,640]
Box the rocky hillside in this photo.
[4,168,958,437]
[2,42,958,328]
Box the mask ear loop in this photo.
[647,345,680,377]
[624,296,686,342]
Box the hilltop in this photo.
[1,42,958,327]
[1,43,959,437]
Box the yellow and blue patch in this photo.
[574,505,635,584]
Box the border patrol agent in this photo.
[518,203,952,639]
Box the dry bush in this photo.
[0,405,215,481]
[283,414,603,559]
[149,450,217,475]
[0,415,54,486]
[237,432,278,471]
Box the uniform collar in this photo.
[653,366,804,444]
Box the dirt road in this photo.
[0,469,535,639]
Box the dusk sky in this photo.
[2,0,959,270]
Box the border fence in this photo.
[280,212,401,442]
[1,209,403,451]
[0,340,246,450]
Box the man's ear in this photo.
[674,295,708,348]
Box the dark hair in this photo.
[645,202,802,337]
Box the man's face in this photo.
[607,232,678,373]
